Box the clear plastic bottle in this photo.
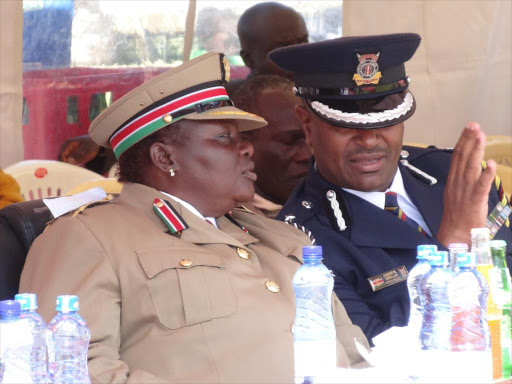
[447,251,493,383]
[46,295,91,384]
[449,252,490,351]
[407,244,437,341]
[419,250,454,350]
[0,300,34,384]
[293,246,336,383]
[14,293,47,384]
[490,240,511,380]
[472,227,503,380]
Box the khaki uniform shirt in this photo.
[20,183,369,383]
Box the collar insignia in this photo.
[353,52,382,86]
[153,198,188,234]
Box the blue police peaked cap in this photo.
[268,33,421,129]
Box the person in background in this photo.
[237,1,308,80]
[0,169,23,209]
[58,2,309,174]
[20,52,369,383]
[232,75,310,218]
[269,33,512,342]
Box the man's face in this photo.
[297,106,404,192]
[248,89,311,204]
[245,10,308,77]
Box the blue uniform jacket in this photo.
[277,146,512,342]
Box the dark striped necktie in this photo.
[384,192,428,236]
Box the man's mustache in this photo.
[347,146,390,157]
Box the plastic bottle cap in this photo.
[417,244,437,259]
[456,251,476,267]
[0,300,21,316]
[56,295,79,312]
[429,251,448,266]
[14,293,38,310]
[302,245,323,261]
[470,227,490,236]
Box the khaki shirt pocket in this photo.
[137,248,236,330]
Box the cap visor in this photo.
[183,106,267,131]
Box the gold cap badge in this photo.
[353,52,382,86]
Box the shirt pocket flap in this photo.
[137,248,224,279]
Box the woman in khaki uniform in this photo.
[20,53,369,383]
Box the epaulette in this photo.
[44,194,117,231]
[232,205,256,215]
[400,147,439,185]
[285,221,316,245]
[71,194,116,217]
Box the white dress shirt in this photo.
[343,168,432,236]
[161,191,218,228]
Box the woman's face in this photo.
[168,119,257,216]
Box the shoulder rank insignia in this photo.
[153,198,188,234]
[72,194,115,217]
[353,52,382,86]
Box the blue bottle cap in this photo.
[14,293,38,310]
[417,244,437,260]
[456,252,476,267]
[302,245,323,261]
[56,295,79,312]
[429,251,448,266]
[0,300,21,316]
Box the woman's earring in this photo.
[169,168,176,177]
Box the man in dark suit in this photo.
[269,33,512,342]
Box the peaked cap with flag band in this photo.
[268,33,421,129]
[89,52,267,158]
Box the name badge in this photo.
[368,266,409,291]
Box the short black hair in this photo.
[232,75,294,114]
[117,120,187,184]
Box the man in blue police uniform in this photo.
[269,33,512,342]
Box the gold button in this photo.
[236,247,250,260]
[179,259,192,267]
[163,114,173,123]
[155,201,164,208]
[265,280,280,293]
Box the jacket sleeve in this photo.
[333,274,391,342]
[19,216,169,384]
[331,293,371,368]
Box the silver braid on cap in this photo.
[326,190,346,231]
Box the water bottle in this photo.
[490,240,512,380]
[46,295,91,384]
[448,243,468,272]
[447,251,493,384]
[14,293,47,384]
[449,252,489,351]
[407,244,437,341]
[419,251,453,350]
[293,246,336,383]
[0,300,34,384]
